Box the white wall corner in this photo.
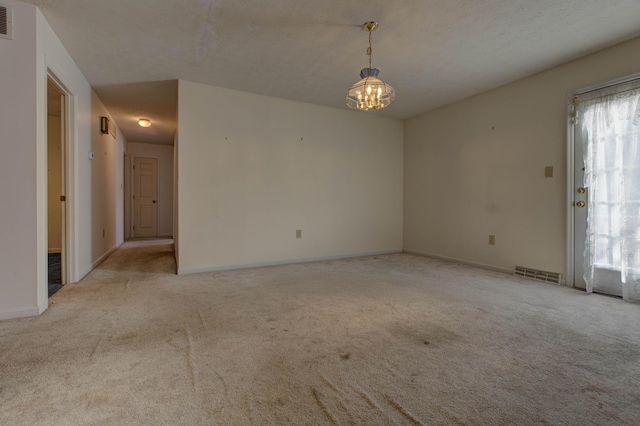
[403,249,514,276]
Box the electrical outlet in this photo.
[296,229,302,239]
[545,166,553,178]
[489,235,496,245]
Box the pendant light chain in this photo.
[367,30,373,69]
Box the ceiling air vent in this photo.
[0,4,12,40]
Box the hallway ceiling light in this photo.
[138,118,151,127]
[346,22,395,111]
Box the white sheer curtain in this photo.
[579,81,640,301]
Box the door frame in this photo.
[46,76,68,285]
[566,93,576,287]
[566,72,640,289]
[42,67,76,305]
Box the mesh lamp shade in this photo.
[346,68,395,111]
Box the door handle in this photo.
[576,201,585,208]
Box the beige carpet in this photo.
[1,240,640,425]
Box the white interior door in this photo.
[59,90,67,285]
[133,157,158,238]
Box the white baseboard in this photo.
[404,250,567,286]
[403,249,514,275]
[177,249,403,275]
[39,299,48,315]
[78,242,123,281]
[91,242,123,269]
[0,306,41,321]
[78,264,92,281]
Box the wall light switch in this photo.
[545,166,553,178]
[489,235,496,245]
[296,229,302,239]
[88,151,94,160]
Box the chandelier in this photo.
[346,22,395,111]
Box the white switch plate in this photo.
[88,151,94,160]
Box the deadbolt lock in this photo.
[577,187,586,194]
[576,201,586,208]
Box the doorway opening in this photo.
[46,77,68,297]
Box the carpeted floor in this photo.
[1,240,640,425]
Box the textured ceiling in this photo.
[25,0,640,145]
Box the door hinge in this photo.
[570,95,580,125]
[133,225,135,230]
[133,195,135,200]
[60,195,66,202]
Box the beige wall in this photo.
[47,113,62,252]
[0,3,128,319]
[37,9,127,291]
[87,103,127,266]
[127,142,174,237]
[177,81,404,273]
[404,36,640,278]
[0,1,39,319]
[4,2,639,319]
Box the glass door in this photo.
[573,80,640,301]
